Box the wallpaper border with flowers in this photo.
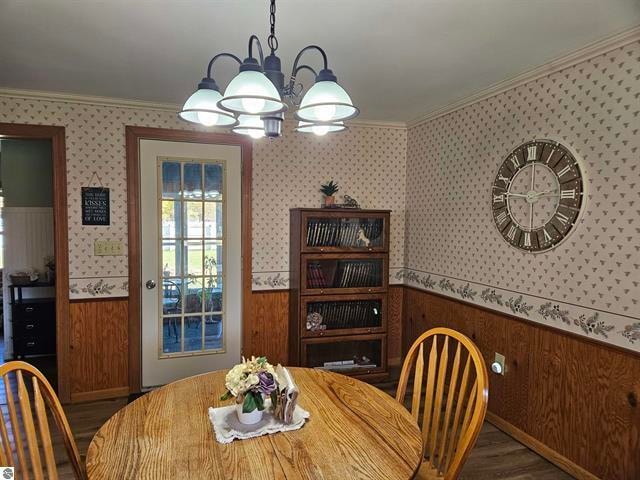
[396,267,640,353]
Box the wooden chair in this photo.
[396,328,488,480]
[0,361,85,479]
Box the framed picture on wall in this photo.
[81,187,110,226]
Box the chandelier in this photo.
[178,0,359,139]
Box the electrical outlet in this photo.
[491,352,506,375]
[94,240,124,256]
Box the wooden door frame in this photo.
[125,126,253,393]
[0,123,71,403]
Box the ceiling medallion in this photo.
[178,0,359,139]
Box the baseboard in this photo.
[70,386,129,404]
[486,412,599,480]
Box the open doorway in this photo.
[0,138,57,386]
[0,123,70,402]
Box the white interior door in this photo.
[140,139,242,388]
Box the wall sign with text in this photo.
[82,187,110,225]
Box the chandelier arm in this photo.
[206,53,242,79]
[248,35,265,67]
[294,64,318,78]
[287,45,329,91]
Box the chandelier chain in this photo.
[268,0,278,53]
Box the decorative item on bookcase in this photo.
[341,195,360,209]
[290,208,391,382]
[219,356,279,424]
[306,312,326,332]
[320,180,339,207]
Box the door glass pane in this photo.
[162,240,181,277]
[204,240,223,275]
[162,201,181,238]
[162,162,181,199]
[204,202,223,239]
[184,277,203,314]
[205,164,223,200]
[205,276,222,312]
[183,163,202,199]
[158,158,225,357]
[205,314,223,350]
[184,202,203,238]
[184,316,203,352]
[184,240,203,277]
[162,318,182,354]
[162,279,182,315]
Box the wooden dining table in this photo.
[86,367,423,479]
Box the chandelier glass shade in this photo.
[295,80,359,123]
[178,80,237,127]
[218,69,287,116]
[295,120,346,136]
[178,0,358,138]
[232,114,266,139]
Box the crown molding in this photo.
[407,24,640,128]
[0,87,407,130]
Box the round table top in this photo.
[86,367,423,479]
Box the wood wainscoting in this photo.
[69,299,129,403]
[403,286,640,480]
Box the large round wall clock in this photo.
[491,139,584,252]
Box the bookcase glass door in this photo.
[305,298,383,334]
[305,257,384,290]
[303,336,384,374]
[160,159,225,356]
[305,216,385,249]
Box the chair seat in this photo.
[416,461,444,480]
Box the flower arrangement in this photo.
[220,356,279,414]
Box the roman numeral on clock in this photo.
[557,164,572,177]
[506,225,518,241]
[493,194,505,204]
[510,156,520,169]
[545,149,555,164]
[543,228,552,243]
[523,231,532,247]
[495,210,508,225]
[498,174,510,185]
[560,189,576,199]
[526,145,537,161]
[556,211,570,225]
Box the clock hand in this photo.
[505,192,528,198]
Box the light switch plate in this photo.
[94,239,124,256]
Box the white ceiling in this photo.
[1,0,639,123]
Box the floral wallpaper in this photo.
[0,96,406,298]
[404,40,640,352]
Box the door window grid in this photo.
[158,158,225,357]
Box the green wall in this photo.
[0,139,53,207]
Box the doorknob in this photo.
[146,280,157,290]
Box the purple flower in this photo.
[256,372,277,395]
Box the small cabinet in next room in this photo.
[289,208,390,382]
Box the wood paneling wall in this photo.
[403,286,640,480]
[69,299,129,403]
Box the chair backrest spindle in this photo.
[396,328,488,480]
[0,361,85,479]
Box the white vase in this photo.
[236,403,263,425]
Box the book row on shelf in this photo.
[305,219,383,247]
[307,260,382,289]
[307,301,381,330]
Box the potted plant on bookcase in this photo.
[320,180,339,207]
